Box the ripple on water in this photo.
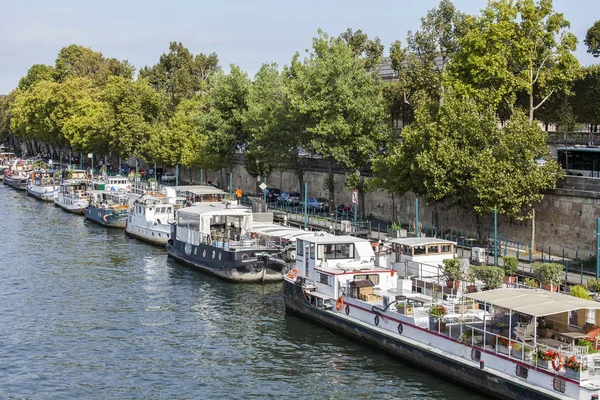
[0,188,483,399]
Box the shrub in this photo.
[428,305,447,318]
[571,285,592,300]
[471,265,504,289]
[587,279,600,293]
[502,256,519,277]
[532,262,564,286]
[524,278,538,288]
[441,258,463,281]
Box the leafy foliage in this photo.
[471,265,504,289]
[585,20,600,57]
[532,262,564,285]
[570,285,592,300]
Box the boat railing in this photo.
[449,324,600,382]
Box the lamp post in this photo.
[88,153,93,176]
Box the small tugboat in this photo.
[85,191,133,228]
[26,170,58,201]
[166,200,289,283]
[284,235,600,400]
[125,188,177,245]
[53,169,89,214]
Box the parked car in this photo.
[147,167,164,180]
[262,187,281,201]
[161,172,177,184]
[307,197,329,212]
[277,192,301,206]
[119,164,130,175]
[336,204,354,218]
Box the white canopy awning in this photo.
[466,288,600,317]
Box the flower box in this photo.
[566,368,589,381]
[497,345,510,355]
[537,359,551,369]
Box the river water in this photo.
[0,185,484,399]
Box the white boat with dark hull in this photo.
[53,170,89,214]
[284,235,600,400]
[125,188,175,246]
[166,201,288,283]
[26,171,58,201]
[3,159,33,190]
[85,191,133,228]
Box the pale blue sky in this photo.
[0,0,598,94]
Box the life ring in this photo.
[552,353,563,371]
[335,296,344,311]
[103,214,109,222]
[287,268,298,280]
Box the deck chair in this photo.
[514,322,535,343]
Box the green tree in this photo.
[339,28,385,70]
[0,92,17,141]
[372,91,562,236]
[585,20,600,58]
[449,0,579,121]
[203,65,251,171]
[287,30,387,211]
[389,0,466,109]
[572,65,600,130]
[140,42,219,111]
[18,64,55,90]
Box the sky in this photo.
[0,0,598,94]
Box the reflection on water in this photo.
[0,186,483,399]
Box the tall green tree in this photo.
[203,65,251,171]
[18,64,55,90]
[372,92,562,235]
[140,42,219,111]
[571,65,600,131]
[389,0,466,109]
[287,30,387,211]
[449,0,579,120]
[585,20,600,58]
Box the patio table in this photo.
[554,331,587,345]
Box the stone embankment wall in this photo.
[186,159,600,260]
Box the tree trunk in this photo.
[295,159,304,194]
[529,92,534,121]
[475,212,482,241]
[391,192,396,222]
[531,208,536,256]
[328,160,335,212]
[433,201,439,230]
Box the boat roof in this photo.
[251,223,330,240]
[466,288,600,317]
[175,185,227,196]
[300,235,370,244]
[387,237,456,246]
[178,202,250,217]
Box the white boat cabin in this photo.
[294,236,398,300]
[92,176,130,192]
[385,237,456,280]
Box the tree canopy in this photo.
[585,20,600,57]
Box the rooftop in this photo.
[466,288,600,317]
[299,235,370,244]
[387,237,456,246]
[174,185,227,195]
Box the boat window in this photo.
[402,245,411,255]
[310,243,315,260]
[515,365,528,379]
[470,349,481,361]
[552,378,565,393]
[427,245,439,254]
[322,243,354,259]
[319,273,331,286]
[413,245,426,255]
[317,245,324,259]
[441,245,452,253]
[297,240,304,256]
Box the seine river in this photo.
[0,185,484,399]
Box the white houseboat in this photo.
[125,188,176,245]
[284,235,600,400]
[26,170,58,201]
[53,170,89,214]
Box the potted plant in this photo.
[532,262,563,292]
[570,285,593,300]
[466,266,478,293]
[502,256,519,283]
[536,348,557,369]
[396,301,414,316]
[471,266,504,290]
[524,277,538,288]
[441,258,463,289]
[564,355,589,380]
[428,305,447,331]
[458,329,483,345]
[496,336,511,355]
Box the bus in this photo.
[557,146,600,177]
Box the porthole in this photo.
[218,252,222,261]
[515,365,528,379]
[471,349,481,361]
[552,378,565,393]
